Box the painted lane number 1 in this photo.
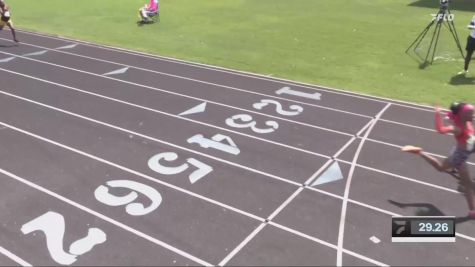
[276,86,321,101]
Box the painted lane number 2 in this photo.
[252,99,303,116]
[21,211,106,265]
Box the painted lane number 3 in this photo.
[225,114,278,134]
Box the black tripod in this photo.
[406,3,465,66]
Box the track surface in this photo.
[0,30,475,266]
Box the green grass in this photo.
[8,0,475,105]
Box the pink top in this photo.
[447,104,475,150]
[148,0,158,12]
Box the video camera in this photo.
[439,0,450,11]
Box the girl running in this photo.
[402,102,475,219]
[0,1,19,43]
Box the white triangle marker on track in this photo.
[311,161,344,186]
[0,57,15,63]
[179,102,207,116]
[55,44,78,50]
[22,50,48,57]
[103,67,129,76]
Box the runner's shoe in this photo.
[401,145,422,154]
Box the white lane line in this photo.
[0,168,212,266]
[0,37,372,120]
[0,246,32,267]
[0,67,331,161]
[0,120,264,222]
[0,49,354,138]
[268,222,389,267]
[0,57,15,63]
[266,187,305,222]
[342,249,389,267]
[218,223,267,266]
[342,161,461,194]
[336,103,391,267]
[15,30,433,114]
[379,118,437,132]
[22,50,47,57]
[363,138,475,166]
[103,67,129,76]
[55,43,78,50]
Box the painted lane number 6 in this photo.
[94,180,162,216]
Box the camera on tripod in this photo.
[405,0,465,66]
[439,0,450,11]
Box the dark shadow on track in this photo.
[408,0,475,12]
[449,74,475,85]
[0,43,19,48]
[388,199,473,223]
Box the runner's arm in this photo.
[435,107,457,134]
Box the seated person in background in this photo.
[139,0,159,22]
[0,2,19,43]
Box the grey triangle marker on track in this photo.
[179,102,207,116]
[103,67,129,76]
[311,161,344,186]
[0,57,15,63]
[22,50,48,57]
[55,44,78,50]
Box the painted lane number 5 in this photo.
[148,152,213,184]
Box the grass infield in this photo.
[8,0,475,106]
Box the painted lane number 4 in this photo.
[21,211,106,265]
[187,133,240,155]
